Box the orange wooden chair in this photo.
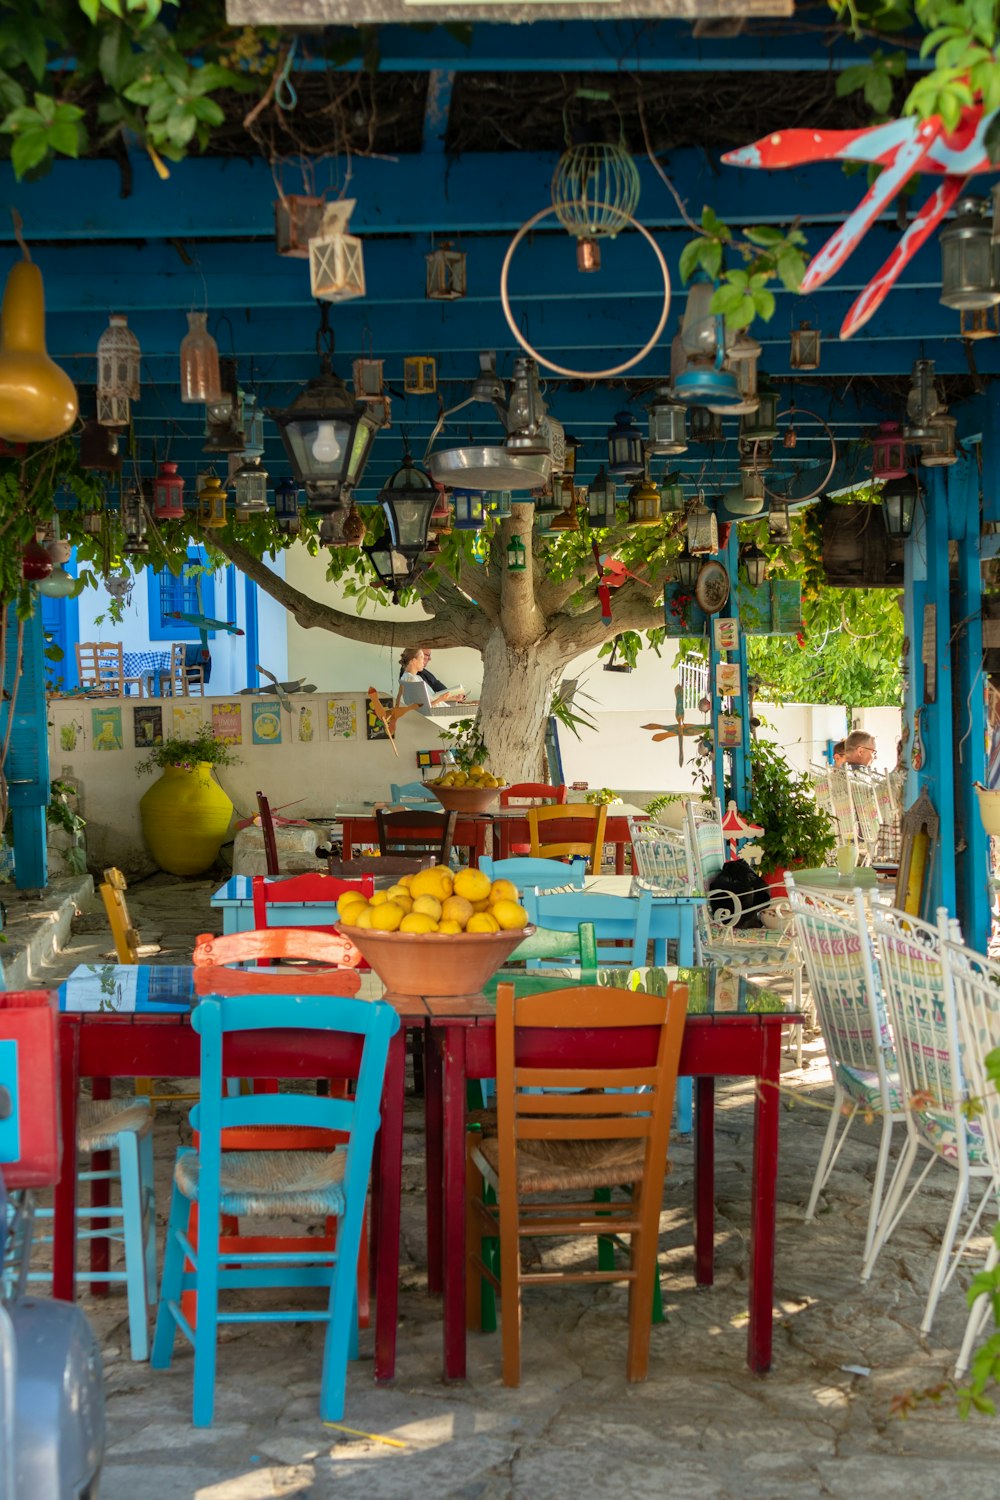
[526,802,608,875]
[466,978,688,1385]
[498,782,567,857]
[189,927,370,1326]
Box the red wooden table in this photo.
[336,810,490,866]
[421,978,801,1382]
[493,809,648,873]
[54,970,424,1384]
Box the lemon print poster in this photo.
[91,706,123,751]
[252,703,282,745]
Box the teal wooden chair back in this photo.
[390,780,436,807]
[150,991,400,1427]
[506,920,598,977]
[521,889,653,968]
[478,855,587,890]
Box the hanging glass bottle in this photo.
[179,312,222,404]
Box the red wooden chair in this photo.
[498,782,567,858]
[250,872,375,931]
[256,790,281,877]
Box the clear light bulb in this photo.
[311,421,343,464]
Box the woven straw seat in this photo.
[475,1132,665,1193]
[77,1096,153,1152]
[175,1147,347,1218]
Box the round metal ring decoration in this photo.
[749,407,838,506]
[500,206,671,380]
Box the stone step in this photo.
[1,874,95,991]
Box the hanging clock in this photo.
[694,559,730,614]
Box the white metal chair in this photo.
[863,905,997,1335]
[627,819,693,896]
[786,879,904,1261]
[847,770,883,866]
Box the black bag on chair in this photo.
[707,859,771,929]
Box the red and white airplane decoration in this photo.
[722,103,1000,339]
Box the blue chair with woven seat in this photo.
[151,990,400,1426]
[478,855,587,890]
[521,887,653,969]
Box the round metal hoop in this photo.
[755,407,838,506]
[500,206,671,380]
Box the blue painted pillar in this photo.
[710,525,749,811]
[951,450,989,948]
[1,604,50,889]
[904,468,955,916]
[243,572,259,688]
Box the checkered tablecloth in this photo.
[121,650,171,693]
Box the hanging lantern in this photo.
[550,476,580,531]
[179,311,222,404]
[426,243,467,300]
[961,305,999,338]
[342,500,366,547]
[403,355,436,395]
[739,435,773,472]
[882,473,919,537]
[562,434,579,477]
[240,393,265,457]
[273,194,325,259]
[197,472,228,529]
[429,487,453,533]
[647,386,688,455]
[741,542,768,587]
[740,470,766,510]
[487,490,513,520]
[267,304,380,512]
[274,477,300,535]
[740,380,779,442]
[708,329,761,417]
[379,453,438,551]
[674,278,742,409]
[627,477,661,528]
[79,419,121,473]
[97,315,140,416]
[203,360,244,453]
[96,391,129,428]
[21,536,52,582]
[550,126,640,272]
[152,460,185,520]
[903,358,943,444]
[607,410,644,478]
[680,278,724,359]
[452,490,486,530]
[352,358,384,400]
[940,194,999,310]
[232,456,269,514]
[871,420,907,480]
[363,542,420,603]
[532,486,563,535]
[121,484,148,555]
[659,477,684,516]
[688,406,723,444]
[308,198,365,303]
[767,499,791,541]
[789,321,821,370]
[673,546,700,589]
[319,509,349,549]
[919,413,958,467]
[79,502,104,537]
[687,496,718,555]
[586,467,617,527]
[505,358,549,456]
[506,533,527,572]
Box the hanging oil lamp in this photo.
[882,472,919,537]
[940,194,999,309]
[741,541,768,587]
[607,410,645,478]
[767,498,791,541]
[121,483,149,554]
[647,386,687,455]
[871,421,907,480]
[233,456,269,516]
[688,406,723,444]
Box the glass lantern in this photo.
[628,478,662,528]
[659,477,685,516]
[179,311,222,404]
[506,534,527,572]
[96,391,129,428]
[274,478,300,534]
[429,488,453,534]
[872,420,907,480]
[80,503,104,537]
[739,435,773,472]
[767,499,791,541]
[153,460,185,520]
[562,434,579,477]
[97,314,140,406]
[789,321,821,370]
[379,454,438,551]
[487,490,513,520]
[687,496,719,554]
[233,456,269,514]
[607,410,645,478]
[882,473,919,537]
[452,490,486,530]
[688,407,723,444]
[197,472,228,529]
[673,546,701,589]
[586,467,617,527]
[940,194,999,310]
[647,387,688,455]
[680,278,723,357]
[363,542,419,602]
[426,243,467,300]
[741,470,765,507]
[121,485,148,555]
[741,542,768,587]
[319,509,350,549]
[240,394,265,457]
[904,358,943,444]
[919,413,958,466]
[740,381,779,442]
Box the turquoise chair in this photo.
[522,887,653,969]
[389,780,437,807]
[151,991,400,1426]
[478,855,587,889]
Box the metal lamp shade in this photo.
[274,478,301,534]
[872,421,907,480]
[674,358,742,408]
[380,457,438,551]
[742,542,768,587]
[607,411,645,478]
[940,195,999,310]
[233,456,269,514]
[586,467,617,526]
[628,478,662,527]
[153,460,185,520]
[647,388,687,455]
[269,370,379,512]
[882,473,919,537]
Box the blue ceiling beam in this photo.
[2,153,929,241]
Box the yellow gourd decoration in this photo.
[0,226,77,443]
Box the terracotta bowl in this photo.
[427,782,507,815]
[336,923,533,996]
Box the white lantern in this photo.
[309,199,365,303]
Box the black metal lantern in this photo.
[741,542,768,587]
[673,546,700,589]
[940,194,999,310]
[607,410,644,478]
[363,542,421,603]
[688,406,723,444]
[274,478,301,534]
[379,453,437,552]
[882,473,919,538]
[267,304,380,512]
[586,467,617,527]
[121,484,148,555]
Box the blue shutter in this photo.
[2,606,50,810]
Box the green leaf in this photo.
[865,72,893,113]
[10,128,50,177]
[777,248,806,292]
[698,238,723,280]
[743,226,785,248]
[0,72,24,115]
[710,281,747,314]
[752,287,776,320]
[678,239,703,285]
[78,0,101,20]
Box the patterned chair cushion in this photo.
[837,1062,904,1114]
[913,1110,988,1165]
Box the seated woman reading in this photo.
[396,647,463,710]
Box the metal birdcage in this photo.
[551,97,640,272]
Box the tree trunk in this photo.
[476,629,563,784]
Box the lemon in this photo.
[398,874,415,890]
[392,895,413,915]
[413,894,443,920]
[352,907,374,929]
[411,869,445,900]
[400,912,438,934]
[371,901,405,932]
[337,894,367,918]
[468,764,486,779]
[438,918,463,934]
[441,894,474,928]
[369,890,389,907]
[471,898,491,913]
[491,899,528,930]
[454,867,491,904]
[385,885,410,903]
[488,879,519,906]
[467,911,500,934]
[432,864,455,877]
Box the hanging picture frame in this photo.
[713,617,739,652]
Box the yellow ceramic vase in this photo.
[139,762,234,876]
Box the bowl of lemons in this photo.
[335,865,533,995]
[426,765,507,815]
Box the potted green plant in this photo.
[136,725,240,877]
[747,737,836,890]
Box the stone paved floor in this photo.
[25,873,1000,1498]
